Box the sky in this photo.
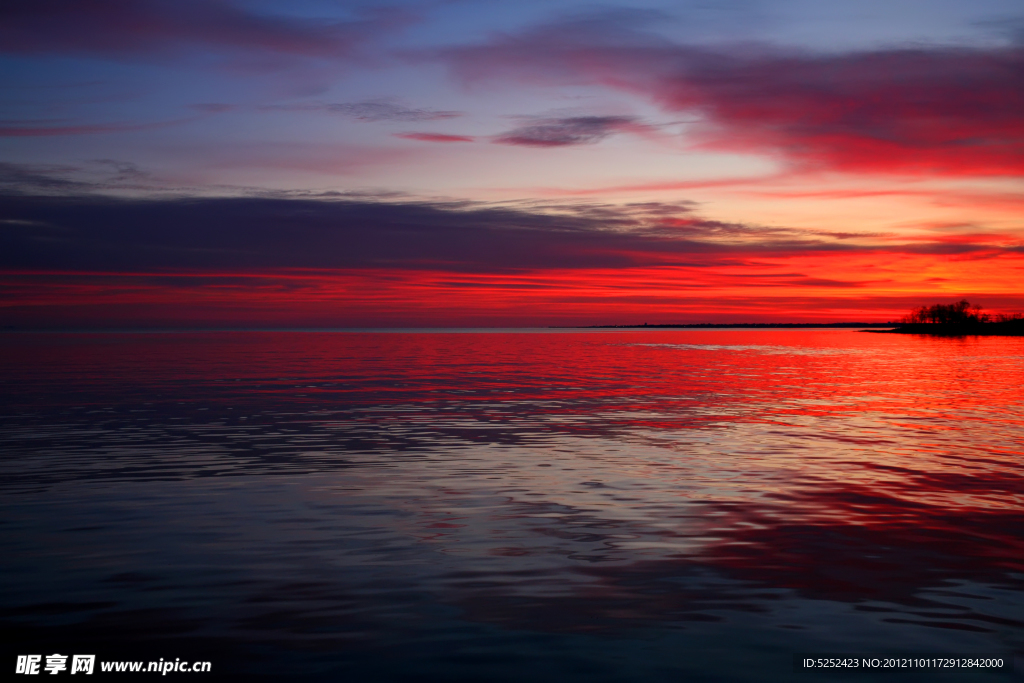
[1,0,1022,327]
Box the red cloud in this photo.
[395,132,475,143]
[442,24,1024,177]
[668,48,1024,177]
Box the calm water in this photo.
[1,330,1022,681]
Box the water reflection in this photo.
[1,330,1021,681]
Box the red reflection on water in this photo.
[1,329,1022,632]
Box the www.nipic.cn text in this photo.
[16,655,212,675]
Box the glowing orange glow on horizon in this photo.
[3,244,1022,328]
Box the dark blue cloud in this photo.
[0,192,1015,277]
[0,0,408,61]
[494,116,638,147]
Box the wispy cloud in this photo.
[260,100,462,122]
[395,132,475,143]
[188,103,237,113]
[494,116,639,147]
[0,163,91,193]
[0,118,192,137]
[0,161,158,194]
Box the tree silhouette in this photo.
[902,300,989,325]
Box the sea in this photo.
[1,329,1022,681]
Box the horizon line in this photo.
[0,322,900,334]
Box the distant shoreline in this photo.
[571,322,897,329]
[569,321,1024,336]
[867,321,1024,336]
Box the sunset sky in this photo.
[2,0,1022,327]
